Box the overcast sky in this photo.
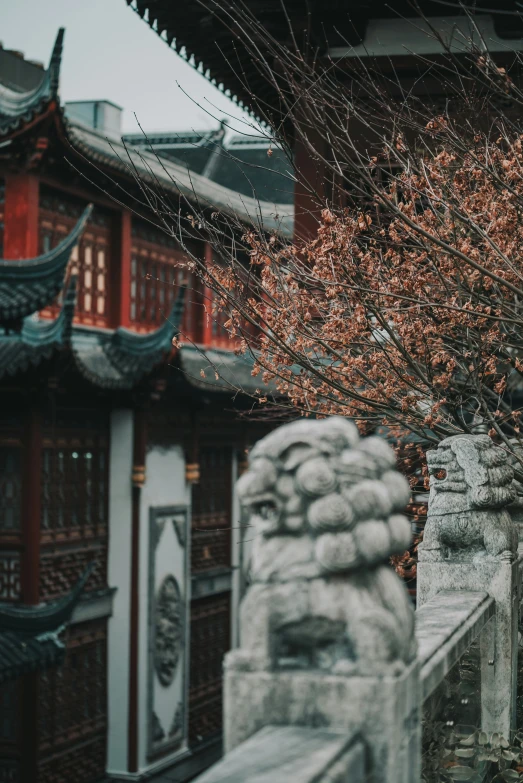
[3,0,256,135]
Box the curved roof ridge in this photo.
[20,274,78,346]
[0,203,90,276]
[0,205,90,324]
[0,28,64,120]
[73,284,187,389]
[0,562,94,635]
[111,283,186,357]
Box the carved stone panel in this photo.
[155,574,182,687]
[148,506,190,762]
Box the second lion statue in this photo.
[419,434,517,563]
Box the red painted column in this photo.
[112,210,132,328]
[21,406,42,605]
[203,242,214,347]
[293,129,327,243]
[3,174,39,259]
[128,406,147,773]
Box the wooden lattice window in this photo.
[39,186,113,328]
[208,288,232,348]
[130,219,197,334]
[191,447,232,574]
[188,593,231,746]
[0,435,22,601]
[39,423,109,601]
[0,552,20,601]
[343,164,405,217]
[38,619,107,783]
[0,447,21,533]
[41,434,108,541]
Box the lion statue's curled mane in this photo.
[227,416,416,676]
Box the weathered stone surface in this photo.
[194,725,366,783]
[234,416,415,678]
[415,590,495,702]
[417,556,521,738]
[226,416,419,783]
[224,665,421,783]
[418,435,522,738]
[419,434,517,562]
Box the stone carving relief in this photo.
[227,416,415,677]
[155,574,183,687]
[419,434,517,563]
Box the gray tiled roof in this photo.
[0,630,65,684]
[123,129,295,206]
[178,344,278,396]
[0,27,293,236]
[67,121,293,237]
[0,28,63,135]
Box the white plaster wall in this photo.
[231,450,240,649]
[138,445,190,773]
[107,409,134,776]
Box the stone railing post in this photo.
[224,417,421,783]
[417,434,520,739]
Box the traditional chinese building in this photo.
[0,29,287,783]
[121,126,294,206]
[127,0,523,240]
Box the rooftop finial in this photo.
[48,27,65,98]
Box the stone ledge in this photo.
[416,589,495,702]
[194,725,365,783]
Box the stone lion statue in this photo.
[419,434,517,563]
[227,416,416,676]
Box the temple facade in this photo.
[126,0,523,240]
[0,30,286,783]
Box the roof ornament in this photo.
[0,27,65,126]
[48,27,65,99]
[0,561,95,634]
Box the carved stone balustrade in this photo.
[417,434,521,738]
[225,417,420,783]
[191,425,523,783]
